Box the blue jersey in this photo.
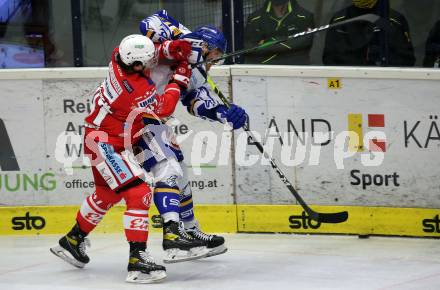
[140,10,224,123]
[140,10,190,42]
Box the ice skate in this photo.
[126,249,167,283]
[162,220,209,263]
[50,233,90,268]
[185,220,227,257]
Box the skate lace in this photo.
[178,221,194,240]
[139,250,155,264]
[191,226,213,241]
[78,238,90,256]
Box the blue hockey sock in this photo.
[179,192,195,223]
[153,182,180,223]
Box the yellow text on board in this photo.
[328,78,342,89]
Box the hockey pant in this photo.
[76,129,152,242]
[136,123,194,223]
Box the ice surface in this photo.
[0,233,439,290]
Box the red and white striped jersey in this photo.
[85,47,181,147]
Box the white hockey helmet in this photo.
[119,34,157,68]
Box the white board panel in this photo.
[233,74,440,208]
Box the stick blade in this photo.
[304,208,348,224]
[317,211,349,224]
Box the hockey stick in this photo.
[196,67,348,224]
[193,13,380,67]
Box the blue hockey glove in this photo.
[216,104,247,129]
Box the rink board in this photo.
[1,205,439,238]
[1,66,440,208]
[1,67,440,239]
[232,66,440,208]
[0,204,237,235]
[238,205,440,238]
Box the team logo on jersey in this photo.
[164,175,178,187]
[138,89,157,108]
[143,193,152,207]
[138,99,154,108]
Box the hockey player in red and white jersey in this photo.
[50,34,194,284]
[136,11,247,261]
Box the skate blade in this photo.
[163,246,209,264]
[126,270,167,284]
[206,245,228,258]
[50,245,85,269]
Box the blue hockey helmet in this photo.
[190,25,227,53]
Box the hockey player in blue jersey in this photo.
[137,10,247,262]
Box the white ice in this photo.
[0,233,439,290]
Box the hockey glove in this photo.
[171,61,192,90]
[162,40,192,61]
[216,104,247,129]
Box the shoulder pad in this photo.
[155,10,191,40]
[182,36,205,64]
[141,15,171,43]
